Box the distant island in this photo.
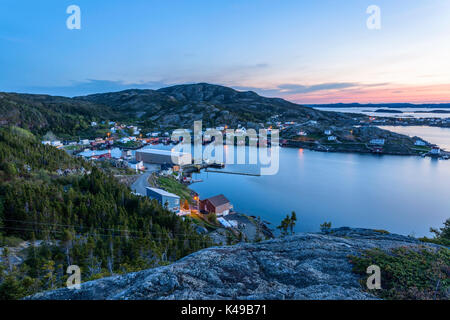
[374,109,403,114]
[414,109,450,114]
[309,103,450,109]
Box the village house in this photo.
[146,132,161,137]
[121,150,132,160]
[200,194,233,216]
[127,160,145,172]
[79,139,90,145]
[328,135,337,141]
[414,140,426,146]
[430,146,441,155]
[324,130,332,135]
[50,140,63,147]
[370,138,386,146]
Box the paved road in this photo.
[130,164,159,196]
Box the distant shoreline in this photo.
[310,103,450,109]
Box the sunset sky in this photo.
[1,0,449,103]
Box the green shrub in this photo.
[420,219,450,246]
[320,222,332,233]
[349,246,450,300]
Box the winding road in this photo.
[130,164,160,196]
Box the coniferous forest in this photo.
[0,126,211,299]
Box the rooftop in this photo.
[146,187,180,199]
[137,148,190,157]
[204,194,231,207]
[127,160,142,165]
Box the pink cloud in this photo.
[284,84,450,104]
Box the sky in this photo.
[0,0,449,104]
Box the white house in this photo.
[120,137,131,143]
[91,121,98,127]
[414,140,426,146]
[127,160,144,172]
[79,139,90,145]
[324,130,332,135]
[51,141,63,147]
[328,136,337,141]
[42,141,51,145]
[370,139,385,146]
[430,146,441,155]
[122,150,132,159]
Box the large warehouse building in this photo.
[135,148,191,166]
[146,187,180,213]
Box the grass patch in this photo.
[157,176,193,203]
[412,146,432,152]
[10,126,35,140]
[0,235,24,247]
[115,140,142,149]
[63,145,82,151]
[349,246,450,300]
[190,213,220,230]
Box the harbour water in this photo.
[80,128,450,237]
[190,142,450,237]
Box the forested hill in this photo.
[0,92,118,137]
[0,126,211,299]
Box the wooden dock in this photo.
[205,169,261,176]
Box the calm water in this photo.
[191,146,450,237]
[316,107,450,119]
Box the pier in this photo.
[205,168,261,176]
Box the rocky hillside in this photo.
[0,84,364,136]
[75,83,362,129]
[28,228,443,300]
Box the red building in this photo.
[200,194,233,216]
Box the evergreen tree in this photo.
[289,211,297,234]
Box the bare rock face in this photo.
[28,228,437,300]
